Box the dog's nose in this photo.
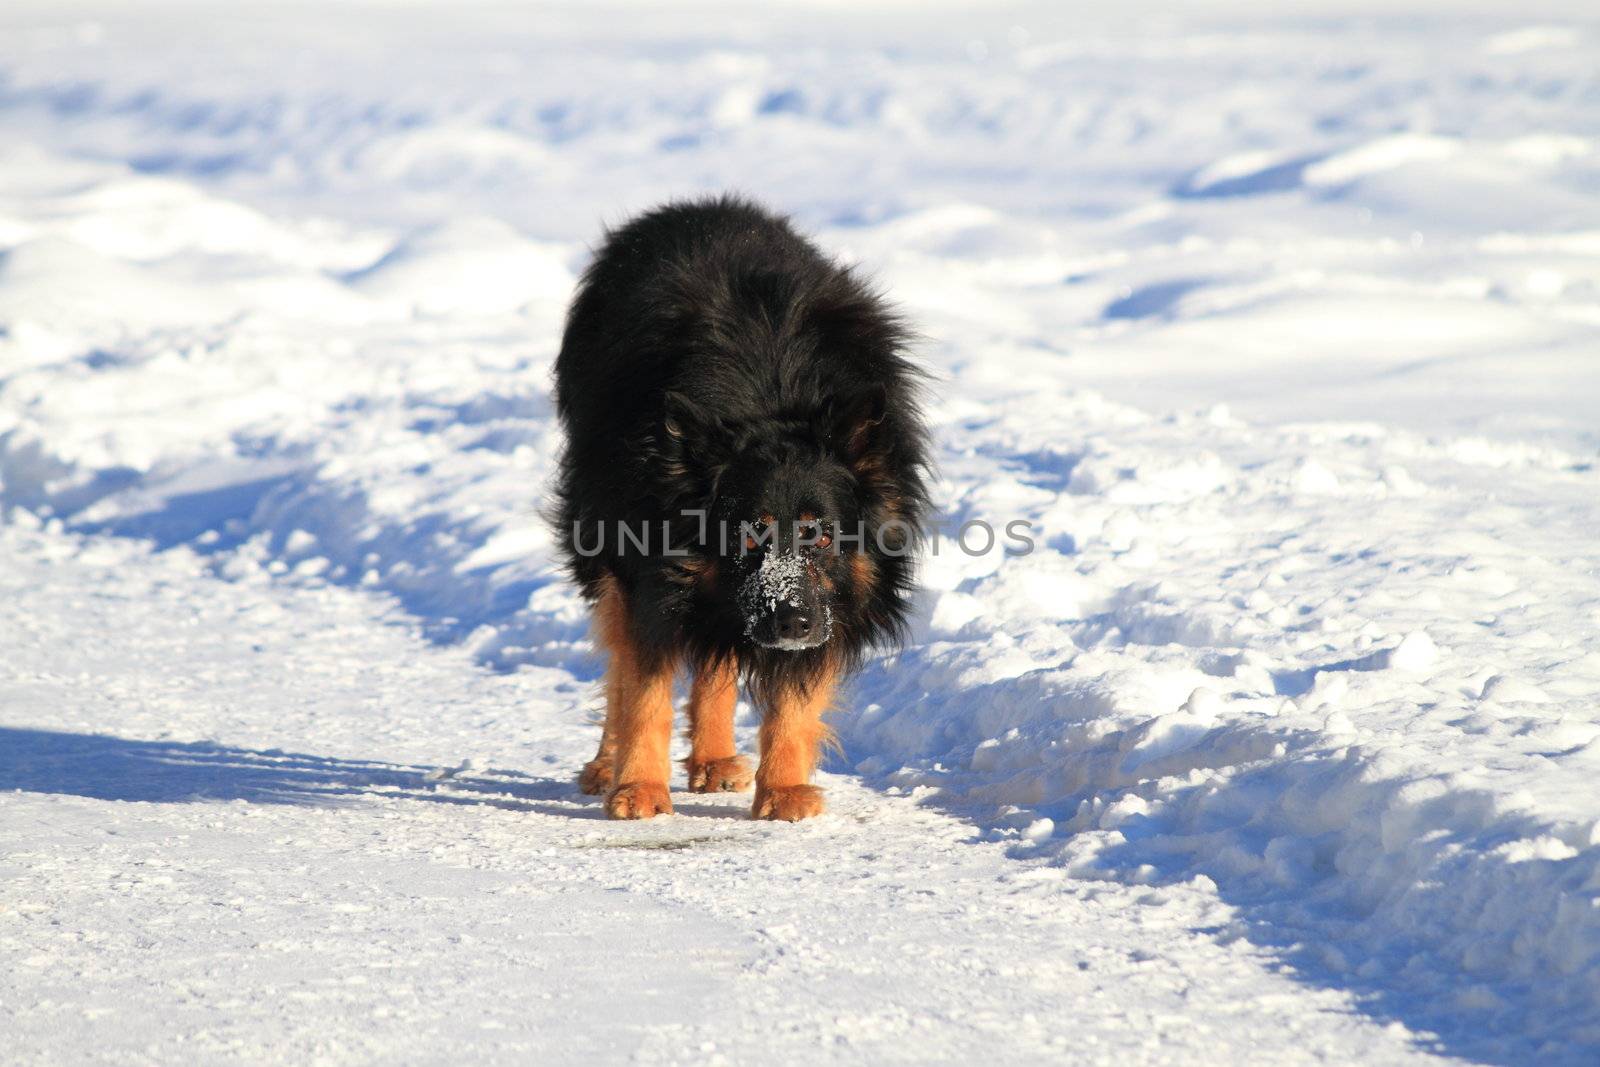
[775,606,812,642]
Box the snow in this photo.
[2,1,1599,1063]
[345,216,573,317]
[1,526,1439,1066]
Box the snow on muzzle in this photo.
[740,547,832,651]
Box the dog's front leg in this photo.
[685,659,752,793]
[752,666,837,821]
[592,579,675,819]
[606,659,675,819]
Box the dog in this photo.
[552,195,930,821]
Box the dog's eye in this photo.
[743,521,766,553]
[799,521,831,550]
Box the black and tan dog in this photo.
[553,196,929,820]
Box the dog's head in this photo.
[662,387,891,653]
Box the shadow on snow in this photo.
[0,726,584,815]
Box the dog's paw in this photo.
[752,784,825,822]
[578,756,614,795]
[606,782,673,820]
[686,754,753,794]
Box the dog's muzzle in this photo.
[740,551,831,651]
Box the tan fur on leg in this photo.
[684,659,751,792]
[753,663,838,821]
[590,577,677,819]
[578,737,615,795]
[578,625,620,795]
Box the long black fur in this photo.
[552,195,930,707]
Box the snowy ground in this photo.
[2,2,1598,1063]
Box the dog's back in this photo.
[555,195,838,458]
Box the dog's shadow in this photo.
[0,727,755,822]
[0,726,589,816]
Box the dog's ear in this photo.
[662,390,696,443]
[661,390,733,471]
[832,384,887,463]
[656,391,727,503]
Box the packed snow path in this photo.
[3,2,1599,1063]
[1,525,1437,1064]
